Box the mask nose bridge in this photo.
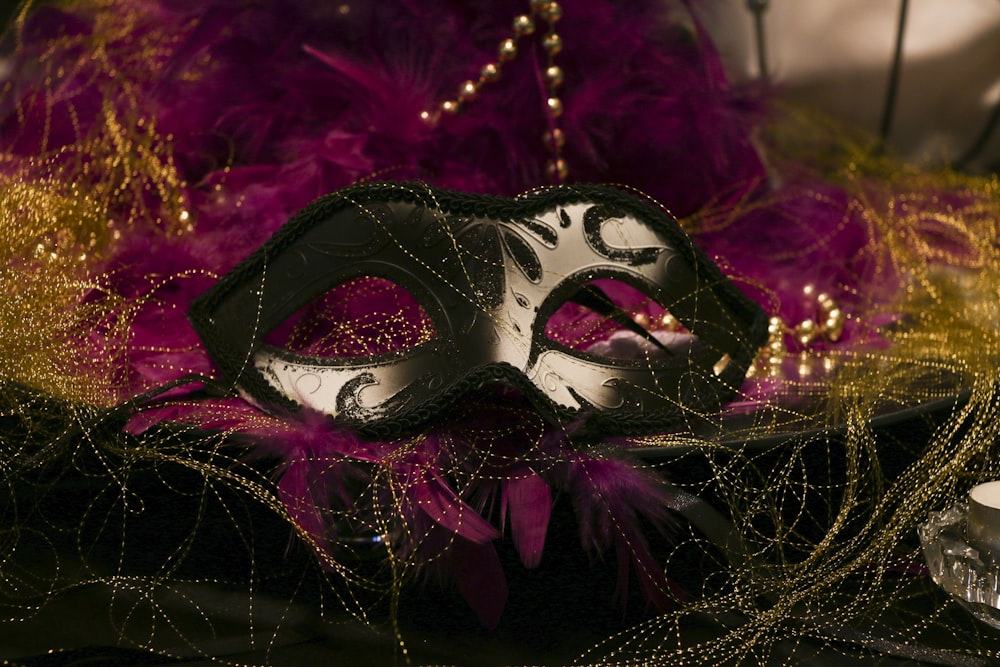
[190,183,769,435]
[372,206,519,377]
[441,221,537,372]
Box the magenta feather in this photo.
[403,462,500,545]
[0,0,907,624]
[502,466,553,569]
[557,453,678,609]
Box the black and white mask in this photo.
[190,182,767,436]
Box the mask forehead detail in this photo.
[189,182,768,436]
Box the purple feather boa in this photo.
[2,0,894,624]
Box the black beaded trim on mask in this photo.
[189,181,768,438]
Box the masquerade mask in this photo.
[189,182,767,436]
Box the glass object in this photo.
[919,497,1000,629]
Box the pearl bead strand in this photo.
[420,2,568,183]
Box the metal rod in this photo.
[956,93,1000,169]
[746,0,770,81]
[878,0,909,148]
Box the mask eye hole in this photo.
[545,279,699,360]
[262,276,436,358]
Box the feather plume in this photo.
[0,0,898,626]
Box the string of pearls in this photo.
[419,2,568,183]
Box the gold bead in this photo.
[796,319,818,345]
[480,63,500,83]
[530,0,548,11]
[825,309,845,342]
[419,110,436,125]
[499,38,518,61]
[660,313,680,331]
[544,65,564,88]
[767,316,784,335]
[513,14,535,35]
[542,32,563,55]
[798,355,813,378]
[817,292,835,311]
[546,157,569,182]
[713,353,732,376]
[539,2,563,22]
[543,127,565,149]
[546,96,563,117]
[458,80,478,102]
[440,99,459,114]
